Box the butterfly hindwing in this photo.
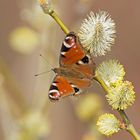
[49,75,91,101]
[49,75,74,101]
[66,77,91,96]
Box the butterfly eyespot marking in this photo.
[71,84,82,95]
[50,84,58,91]
[61,44,71,52]
[82,55,90,63]
[52,83,57,86]
[65,36,73,41]
[53,81,58,83]
[49,83,60,101]
[76,54,91,65]
[61,51,66,57]
[49,89,60,101]
[74,87,79,93]
[63,40,72,48]
[61,34,76,57]
[63,33,76,49]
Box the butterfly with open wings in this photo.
[49,32,96,101]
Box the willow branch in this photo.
[94,76,140,140]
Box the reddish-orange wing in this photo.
[49,32,95,101]
[60,32,95,78]
[49,75,91,101]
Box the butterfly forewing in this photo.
[60,32,85,65]
[60,32,95,78]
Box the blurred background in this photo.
[0,0,140,140]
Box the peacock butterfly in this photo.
[49,32,96,101]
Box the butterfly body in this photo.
[49,32,95,101]
[53,66,88,79]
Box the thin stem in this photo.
[119,110,140,140]
[39,0,70,34]
[118,110,130,124]
[93,76,108,93]
[94,76,140,140]
[127,124,140,140]
[50,11,70,34]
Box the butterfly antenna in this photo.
[39,54,54,70]
[34,70,52,77]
